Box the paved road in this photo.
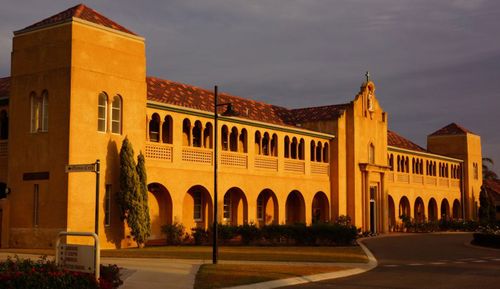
[281,233,500,289]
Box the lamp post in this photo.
[213,85,237,264]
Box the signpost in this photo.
[65,160,100,235]
[56,231,100,279]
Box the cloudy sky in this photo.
[0,0,499,174]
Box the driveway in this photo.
[281,233,500,289]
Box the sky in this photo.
[0,0,499,175]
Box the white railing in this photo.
[145,142,173,162]
[284,159,305,174]
[182,147,213,164]
[221,151,248,168]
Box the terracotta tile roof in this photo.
[387,130,427,152]
[284,104,349,123]
[484,179,500,202]
[0,77,9,98]
[147,77,291,126]
[17,4,137,36]
[429,123,474,136]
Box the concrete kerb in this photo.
[219,240,378,289]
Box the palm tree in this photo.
[482,157,498,181]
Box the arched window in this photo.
[223,193,231,220]
[111,95,121,134]
[31,91,49,132]
[98,92,107,132]
[322,142,329,163]
[239,128,248,153]
[298,138,305,160]
[254,131,261,154]
[221,125,229,151]
[316,142,322,163]
[284,136,290,158]
[291,137,298,159]
[162,115,173,144]
[271,134,278,156]
[262,132,270,155]
[203,122,213,148]
[0,110,8,140]
[310,141,315,162]
[193,190,202,221]
[389,154,394,171]
[368,144,375,164]
[229,127,238,152]
[192,121,203,147]
[397,156,401,172]
[405,157,409,173]
[149,113,160,142]
[182,118,191,146]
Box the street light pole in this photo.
[213,85,219,264]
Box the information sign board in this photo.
[57,244,95,273]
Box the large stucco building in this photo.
[0,5,483,249]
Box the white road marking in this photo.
[407,263,424,266]
[491,258,500,261]
[383,265,399,267]
[429,262,446,265]
[453,261,466,264]
[472,260,487,263]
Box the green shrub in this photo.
[0,256,122,289]
[237,224,261,245]
[162,222,185,245]
[217,224,238,243]
[192,227,209,245]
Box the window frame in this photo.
[98,92,108,132]
[111,95,122,134]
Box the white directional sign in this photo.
[65,163,96,173]
[58,244,96,273]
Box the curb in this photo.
[220,241,377,289]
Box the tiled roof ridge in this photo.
[17,4,137,36]
[146,76,292,114]
[0,76,10,98]
[146,76,289,110]
[387,129,427,152]
[290,102,350,112]
[429,122,474,136]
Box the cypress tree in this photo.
[478,186,492,224]
[136,152,151,243]
[119,137,148,247]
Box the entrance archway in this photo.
[223,187,248,226]
[256,189,278,226]
[452,199,461,220]
[388,195,396,231]
[285,190,305,224]
[414,197,425,222]
[428,198,438,221]
[183,185,213,230]
[440,199,450,220]
[147,183,173,240]
[312,192,329,223]
[399,196,410,218]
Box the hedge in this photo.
[0,256,122,289]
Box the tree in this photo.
[478,185,496,225]
[482,157,498,181]
[136,152,151,242]
[118,137,150,247]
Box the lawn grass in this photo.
[194,264,346,289]
[0,246,368,263]
[102,246,368,263]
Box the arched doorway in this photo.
[183,185,213,230]
[256,189,279,226]
[428,198,438,221]
[399,196,410,219]
[223,187,248,226]
[452,199,461,220]
[147,183,173,240]
[388,195,396,231]
[440,199,450,220]
[286,190,305,224]
[311,192,329,223]
[414,197,425,222]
